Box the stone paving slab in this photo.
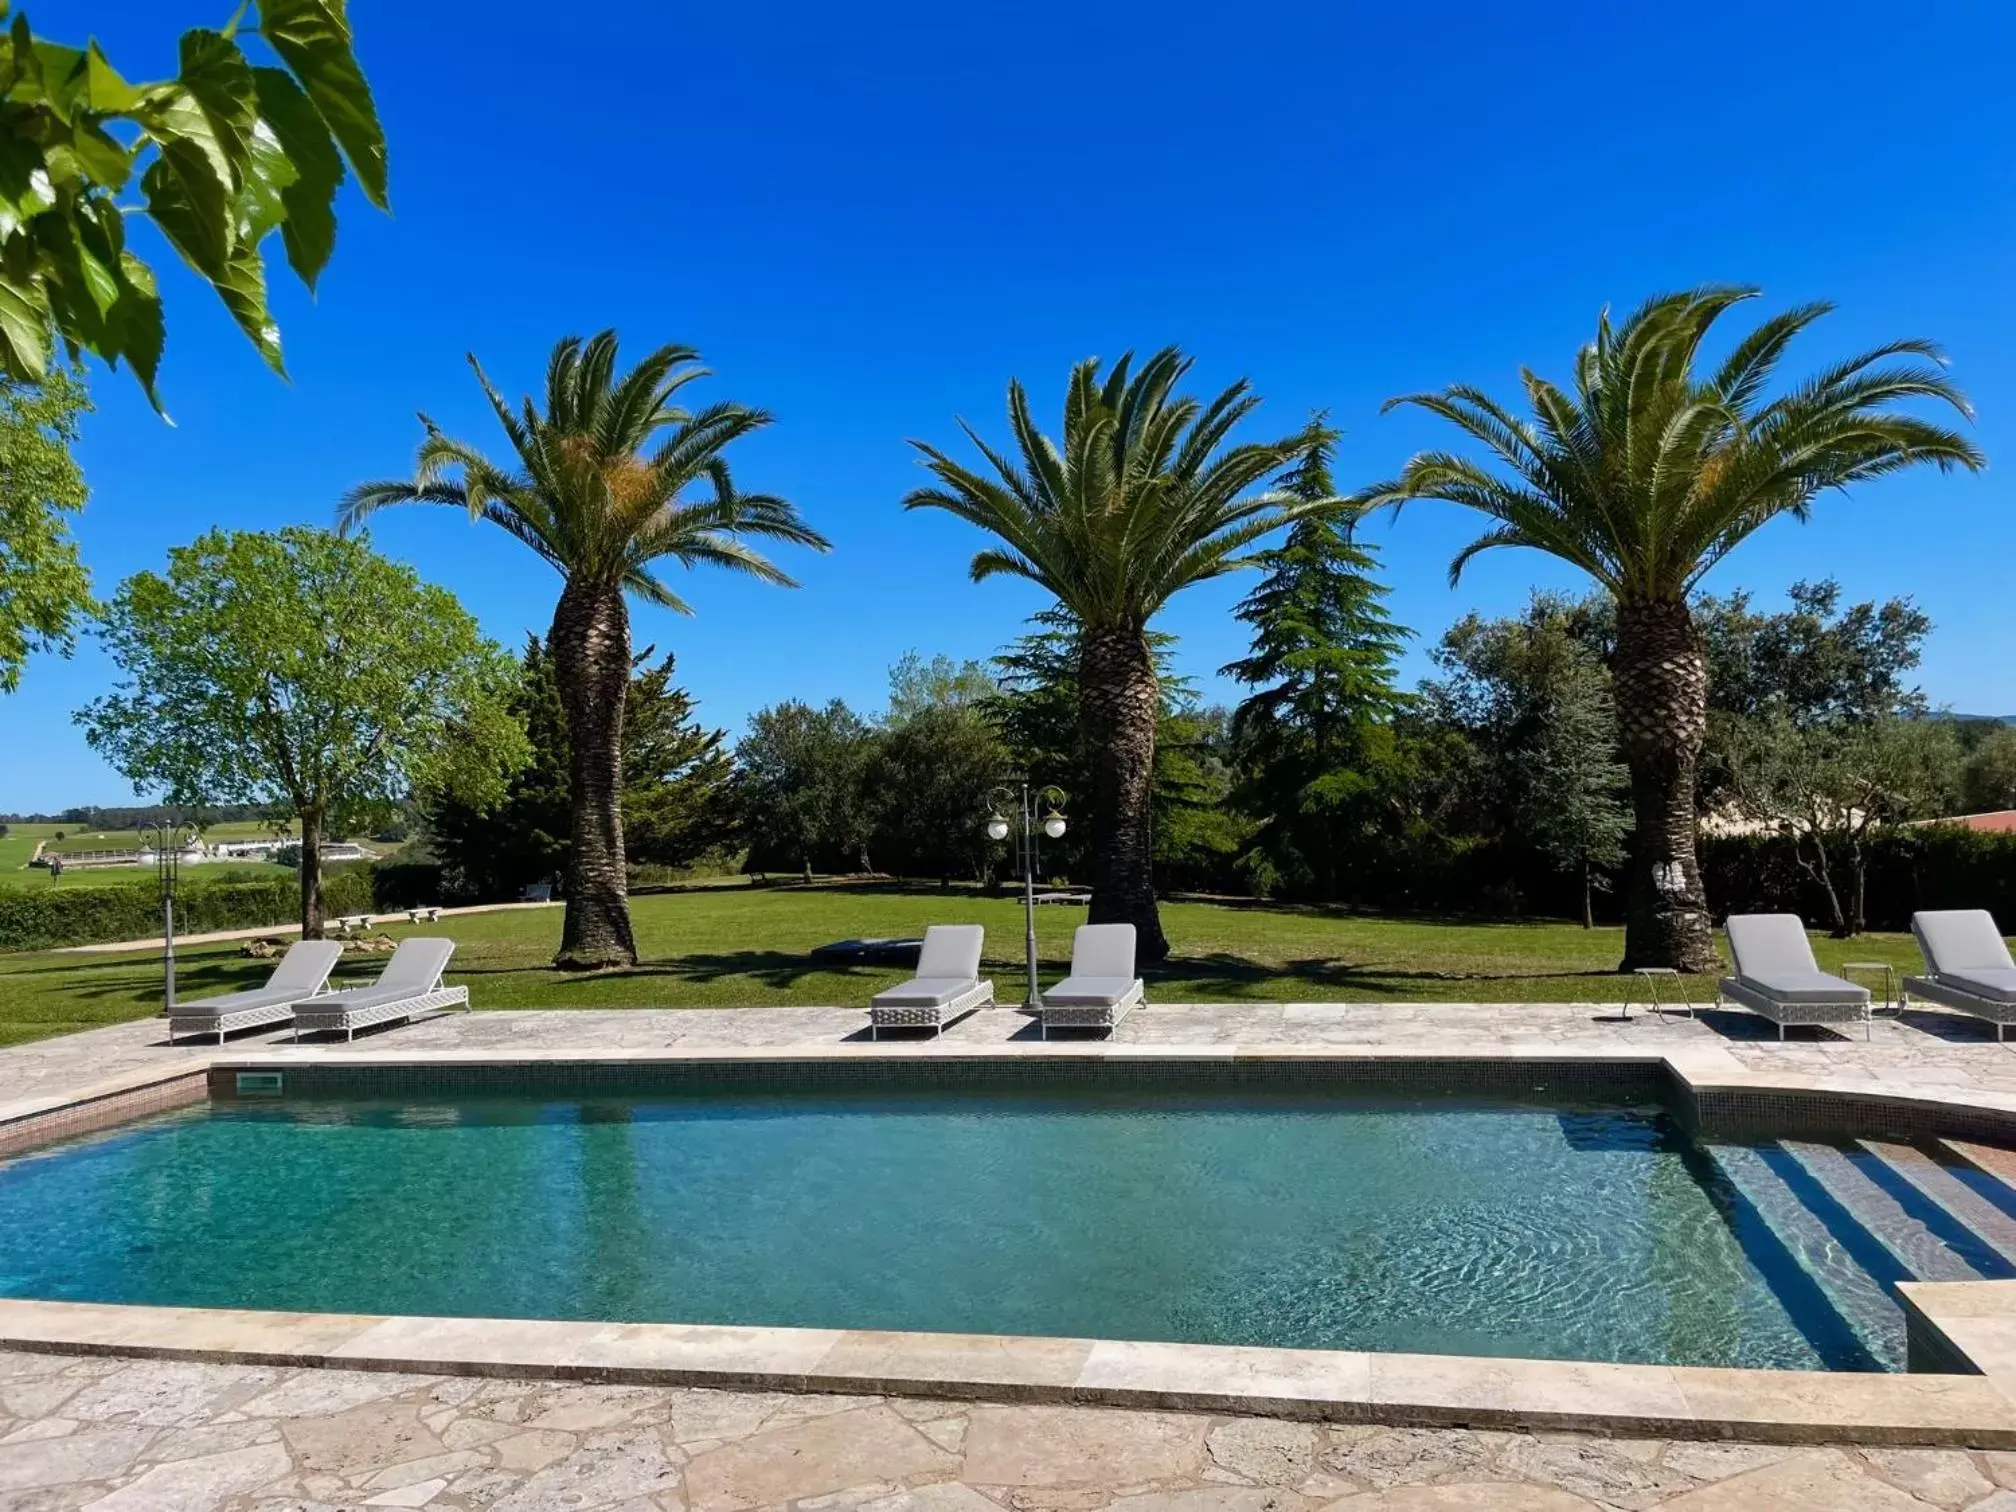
[7,1293,2016,1452]
[0,1350,2009,1510]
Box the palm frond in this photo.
[907,348,1317,627]
[1372,290,1982,600]
[335,331,818,605]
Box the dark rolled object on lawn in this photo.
[809,937,924,966]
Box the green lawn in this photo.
[0,882,1938,1049]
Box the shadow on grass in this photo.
[1148,951,1630,1000]
[530,950,884,991]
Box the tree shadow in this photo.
[539,951,884,991]
[1148,951,1622,1000]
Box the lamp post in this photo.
[138,817,200,1011]
[985,782,1067,1009]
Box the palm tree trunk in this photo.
[298,807,325,939]
[1614,597,1718,971]
[1078,623,1169,963]
[550,580,637,969]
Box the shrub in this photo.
[0,867,375,952]
[1701,825,2016,932]
[369,860,446,911]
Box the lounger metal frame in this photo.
[868,979,994,1039]
[292,981,469,1042]
[1038,981,1145,1039]
[1715,976,1871,1040]
[168,986,332,1046]
[1901,975,2016,1040]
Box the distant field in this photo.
[0,819,377,889]
[0,881,1953,1048]
[38,819,299,855]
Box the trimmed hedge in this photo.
[0,866,375,953]
[1701,825,2016,933]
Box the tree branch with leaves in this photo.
[0,1,388,406]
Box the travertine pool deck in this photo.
[12,1003,2016,1506]
[7,1347,2011,1510]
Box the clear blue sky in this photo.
[8,0,2014,814]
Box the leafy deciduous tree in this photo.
[0,366,88,690]
[1961,725,2016,815]
[1724,712,1960,936]
[735,700,879,881]
[872,701,1011,884]
[885,651,995,724]
[1422,595,1628,919]
[77,527,526,936]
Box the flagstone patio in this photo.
[2,1348,2011,1510]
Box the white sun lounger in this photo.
[868,925,993,1039]
[1903,910,2016,1039]
[1716,913,1871,1040]
[167,940,344,1044]
[1038,923,1145,1039]
[292,937,468,1042]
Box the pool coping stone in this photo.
[2,1298,2014,1448]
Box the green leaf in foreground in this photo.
[257,0,386,208]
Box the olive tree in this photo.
[78,527,526,935]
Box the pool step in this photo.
[1705,1144,1899,1367]
[1941,1139,2016,1203]
[1781,1141,1982,1284]
[1858,1141,2016,1275]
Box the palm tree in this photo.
[905,347,1334,962]
[1360,288,1980,970]
[341,332,827,969]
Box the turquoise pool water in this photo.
[0,1085,1978,1370]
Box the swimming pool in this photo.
[0,1078,2004,1372]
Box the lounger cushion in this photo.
[173,987,302,1017]
[1045,975,1139,1007]
[266,940,345,993]
[914,925,985,981]
[376,937,457,991]
[1739,970,1869,1004]
[1724,914,1820,979]
[1915,911,2016,974]
[174,940,342,1015]
[1070,925,1137,980]
[304,984,425,1013]
[872,977,974,1008]
[1937,967,2016,1005]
